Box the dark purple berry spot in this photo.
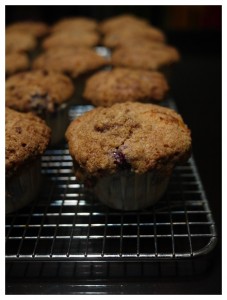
[29,92,56,115]
[113,149,131,170]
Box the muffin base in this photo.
[6,159,41,214]
[93,171,170,211]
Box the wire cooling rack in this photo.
[5,100,217,262]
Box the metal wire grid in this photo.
[5,102,217,261]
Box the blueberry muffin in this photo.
[42,30,100,50]
[33,47,109,104]
[111,44,180,71]
[6,107,51,213]
[6,32,37,54]
[99,14,149,34]
[51,17,98,33]
[6,21,50,38]
[33,47,109,78]
[66,102,191,210]
[6,52,30,77]
[6,70,74,145]
[102,26,165,48]
[83,68,169,106]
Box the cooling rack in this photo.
[5,99,217,262]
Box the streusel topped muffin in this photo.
[6,70,75,144]
[83,68,169,106]
[6,107,51,213]
[111,44,180,70]
[33,47,109,78]
[6,70,74,114]
[66,102,191,210]
[66,102,191,178]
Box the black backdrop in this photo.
[5,5,222,294]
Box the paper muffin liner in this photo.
[44,102,70,146]
[93,170,170,211]
[6,159,41,214]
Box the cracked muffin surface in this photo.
[66,102,191,180]
[6,70,74,114]
[83,68,169,106]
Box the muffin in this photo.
[83,68,169,107]
[111,44,180,71]
[6,52,30,77]
[33,47,109,104]
[6,107,51,213]
[6,70,74,145]
[99,14,149,34]
[6,32,37,54]
[102,26,165,48]
[51,17,98,33]
[6,21,50,38]
[65,102,191,210]
[42,30,100,50]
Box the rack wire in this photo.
[5,100,217,262]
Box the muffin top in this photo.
[6,32,37,54]
[51,17,98,33]
[111,44,180,70]
[6,21,49,37]
[42,30,100,50]
[83,68,169,106]
[102,26,165,48]
[6,107,51,178]
[99,14,149,33]
[33,47,109,78]
[6,52,30,76]
[66,102,191,179]
[6,70,74,114]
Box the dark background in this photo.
[5,5,222,295]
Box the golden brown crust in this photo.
[6,53,30,76]
[51,17,98,33]
[111,44,180,70]
[66,102,191,178]
[6,32,37,54]
[6,21,50,37]
[6,108,51,177]
[99,14,149,34]
[102,26,165,48]
[32,47,109,78]
[83,68,169,106]
[42,31,100,50]
[6,70,74,113]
